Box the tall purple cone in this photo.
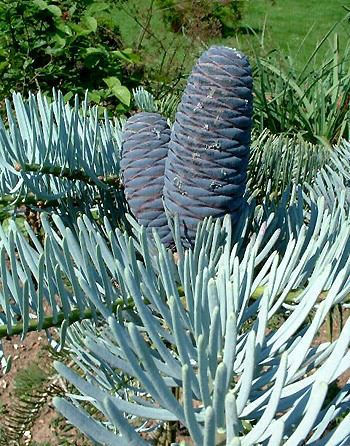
[164,46,253,246]
[121,112,173,245]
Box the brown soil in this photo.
[313,308,350,388]
[0,332,57,444]
[0,331,90,445]
[1,332,48,405]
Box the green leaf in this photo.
[33,0,48,9]
[64,92,74,102]
[70,23,91,37]
[68,4,77,17]
[82,16,98,33]
[47,5,62,16]
[54,22,73,36]
[86,2,109,14]
[85,47,105,57]
[111,85,131,106]
[33,0,61,16]
[51,34,66,49]
[112,49,139,63]
[103,76,121,89]
[89,90,102,104]
[83,47,106,68]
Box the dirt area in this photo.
[313,308,350,388]
[1,332,48,407]
[0,331,89,445]
[0,332,58,444]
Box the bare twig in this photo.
[137,0,155,50]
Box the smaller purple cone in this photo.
[121,112,173,245]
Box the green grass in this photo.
[14,362,49,397]
[242,0,350,64]
[113,0,350,87]
[114,0,196,91]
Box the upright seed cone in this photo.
[121,112,173,245]
[164,45,253,246]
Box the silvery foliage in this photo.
[0,90,123,214]
[133,87,157,113]
[304,143,350,212]
[0,87,336,211]
[0,90,350,443]
[57,195,350,445]
[249,129,328,200]
[133,87,179,120]
[0,185,349,444]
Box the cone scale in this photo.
[120,112,172,245]
[164,46,253,246]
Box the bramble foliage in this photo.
[0,0,141,111]
[156,0,246,38]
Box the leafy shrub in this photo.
[0,0,141,111]
[157,0,246,39]
[114,0,192,105]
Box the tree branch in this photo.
[0,297,134,339]
[15,163,122,188]
[2,283,347,340]
[0,192,59,208]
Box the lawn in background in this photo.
[114,0,350,83]
[242,0,350,64]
